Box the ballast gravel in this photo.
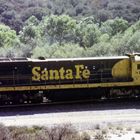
[0,101,140,140]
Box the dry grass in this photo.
[0,124,11,140]
[80,132,90,140]
[43,124,80,140]
[1,123,139,140]
[0,123,92,140]
[94,131,105,140]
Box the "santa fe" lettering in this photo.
[32,64,90,81]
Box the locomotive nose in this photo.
[112,59,131,79]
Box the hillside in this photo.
[0,0,140,32]
[0,0,140,58]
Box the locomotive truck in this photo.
[0,53,140,104]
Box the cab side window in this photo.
[137,64,140,70]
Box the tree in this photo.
[83,42,112,57]
[51,43,84,58]
[124,31,140,53]
[32,43,84,58]
[110,23,140,55]
[100,17,129,36]
[0,24,19,48]
[75,17,101,48]
[19,16,41,46]
[97,9,112,23]
[25,16,40,26]
[43,15,76,45]
[21,7,48,22]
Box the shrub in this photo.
[80,132,91,140]
[43,124,80,140]
[94,132,105,140]
[0,124,11,140]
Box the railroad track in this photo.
[0,97,140,128]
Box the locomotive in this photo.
[0,53,140,104]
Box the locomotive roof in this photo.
[135,55,140,61]
[30,56,129,62]
[0,56,129,62]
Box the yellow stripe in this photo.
[0,81,139,92]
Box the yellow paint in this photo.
[41,69,49,80]
[49,70,59,80]
[32,67,41,81]
[65,69,73,79]
[112,59,131,79]
[82,69,90,79]
[32,64,90,81]
[59,67,65,80]
[131,61,140,82]
[75,65,84,79]
[0,81,139,92]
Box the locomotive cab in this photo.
[130,53,140,83]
